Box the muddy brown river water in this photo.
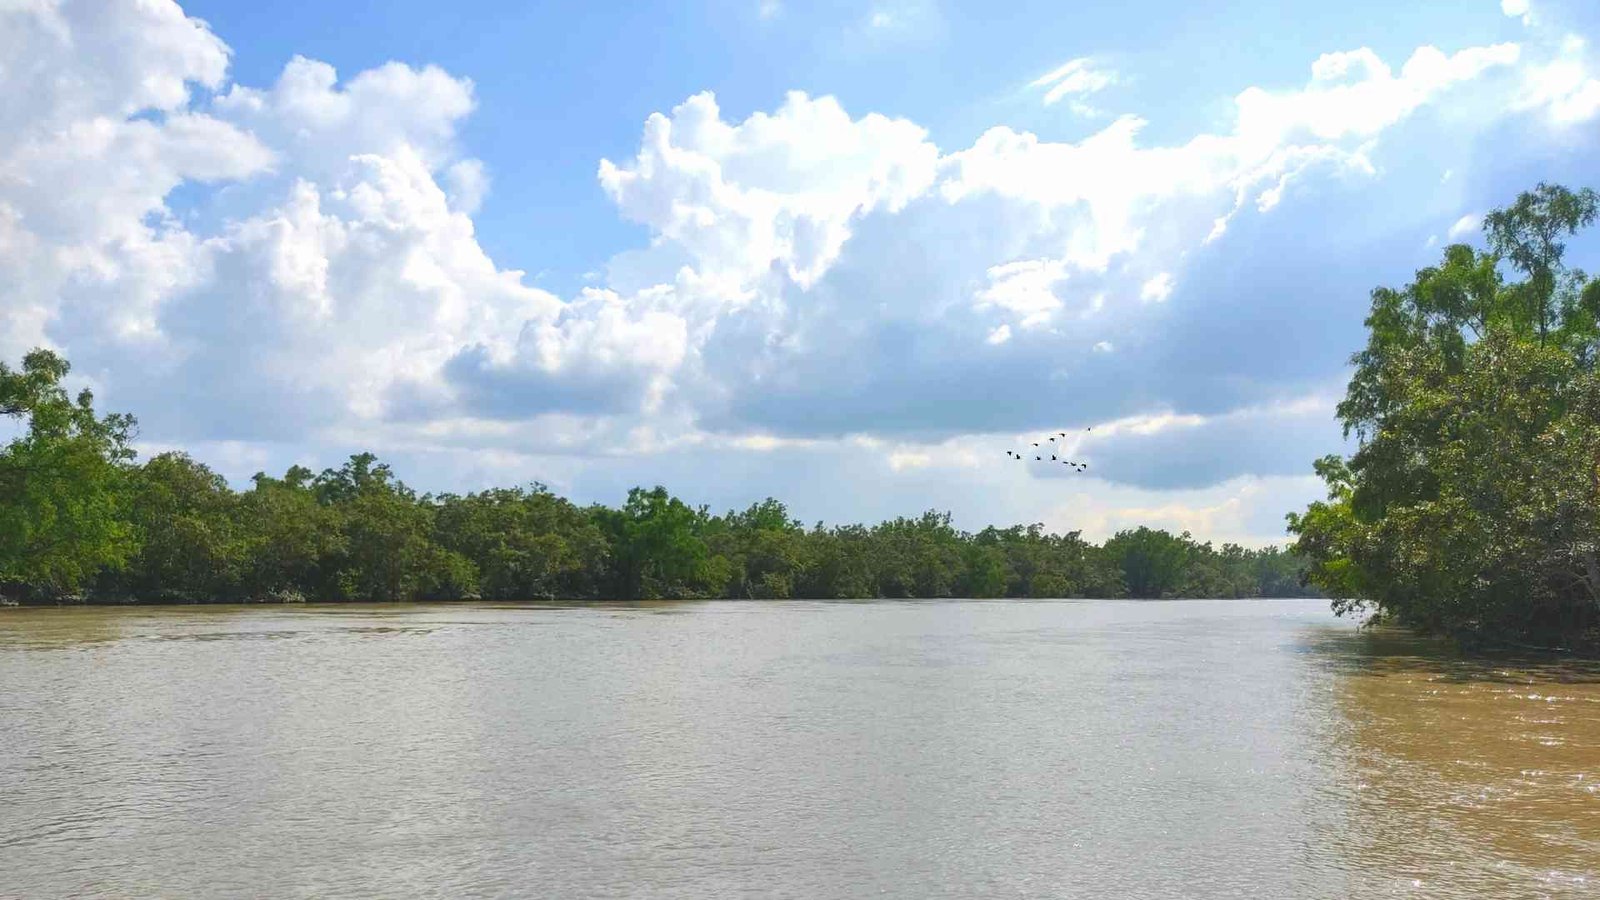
[1,599,1596,898]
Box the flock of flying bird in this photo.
[1006,426,1093,472]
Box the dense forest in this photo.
[1292,183,1600,651]
[0,353,1315,604]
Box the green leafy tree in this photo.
[1291,183,1600,647]
[0,350,137,597]
[706,499,808,599]
[236,465,346,601]
[313,453,472,602]
[870,511,964,598]
[598,486,717,599]
[117,453,245,601]
[432,485,608,600]
[796,523,878,598]
[1103,527,1194,598]
[958,541,1008,598]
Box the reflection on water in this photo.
[0,600,1596,899]
[1307,629,1600,898]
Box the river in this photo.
[1,599,1596,898]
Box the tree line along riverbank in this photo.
[0,369,1316,606]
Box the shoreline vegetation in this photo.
[0,355,1315,609]
[0,392,1318,606]
[1290,184,1600,654]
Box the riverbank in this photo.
[1,353,1319,609]
[0,592,1319,607]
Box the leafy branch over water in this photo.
[0,358,1314,604]
[1291,183,1600,651]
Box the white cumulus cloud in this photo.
[1447,212,1481,240]
[1140,273,1175,302]
[597,91,940,290]
[5,0,1600,540]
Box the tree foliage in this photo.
[1290,183,1600,649]
[0,351,137,596]
[0,351,1322,605]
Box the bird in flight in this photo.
[1005,425,1096,472]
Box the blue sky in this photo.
[182,0,1544,295]
[3,0,1600,544]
